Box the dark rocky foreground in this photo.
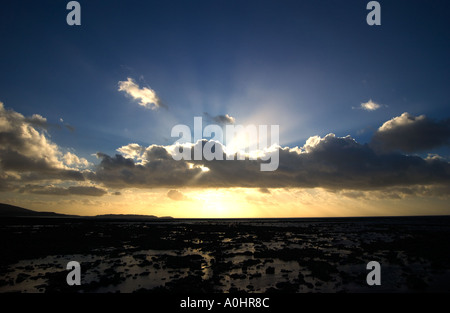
[1,216,450,293]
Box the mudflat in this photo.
[1,216,450,293]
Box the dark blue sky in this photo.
[1,0,449,160]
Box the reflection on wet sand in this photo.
[1,216,450,293]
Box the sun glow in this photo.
[187,162,210,172]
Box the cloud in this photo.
[167,189,186,201]
[338,185,450,200]
[21,185,108,197]
[0,102,86,189]
[116,143,146,160]
[339,190,366,199]
[90,134,450,193]
[371,112,450,153]
[64,124,75,132]
[63,152,92,168]
[0,149,85,181]
[59,118,75,132]
[118,77,164,110]
[203,112,236,125]
[2,103,449,200]
[25,114,48,128]
[354,99,383,111]
[0,103,74,172]
[426,154,446,161]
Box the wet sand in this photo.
[1,216,450,293]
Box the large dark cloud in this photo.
[371,112,450,153]
[0,149,84,181]
[91,135,450,192]
[0,102,86,192]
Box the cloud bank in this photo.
[1,104,449,199]
[90,134,449,194]
[371,112,450,153]
[20,185,107,197]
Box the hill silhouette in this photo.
[0,203,71,217]
[93,214,173,220]
[0,203,172,219]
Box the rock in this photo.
[16,273,30,284]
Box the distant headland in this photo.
[0,203,173,220]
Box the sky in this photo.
[0,0,449,218]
